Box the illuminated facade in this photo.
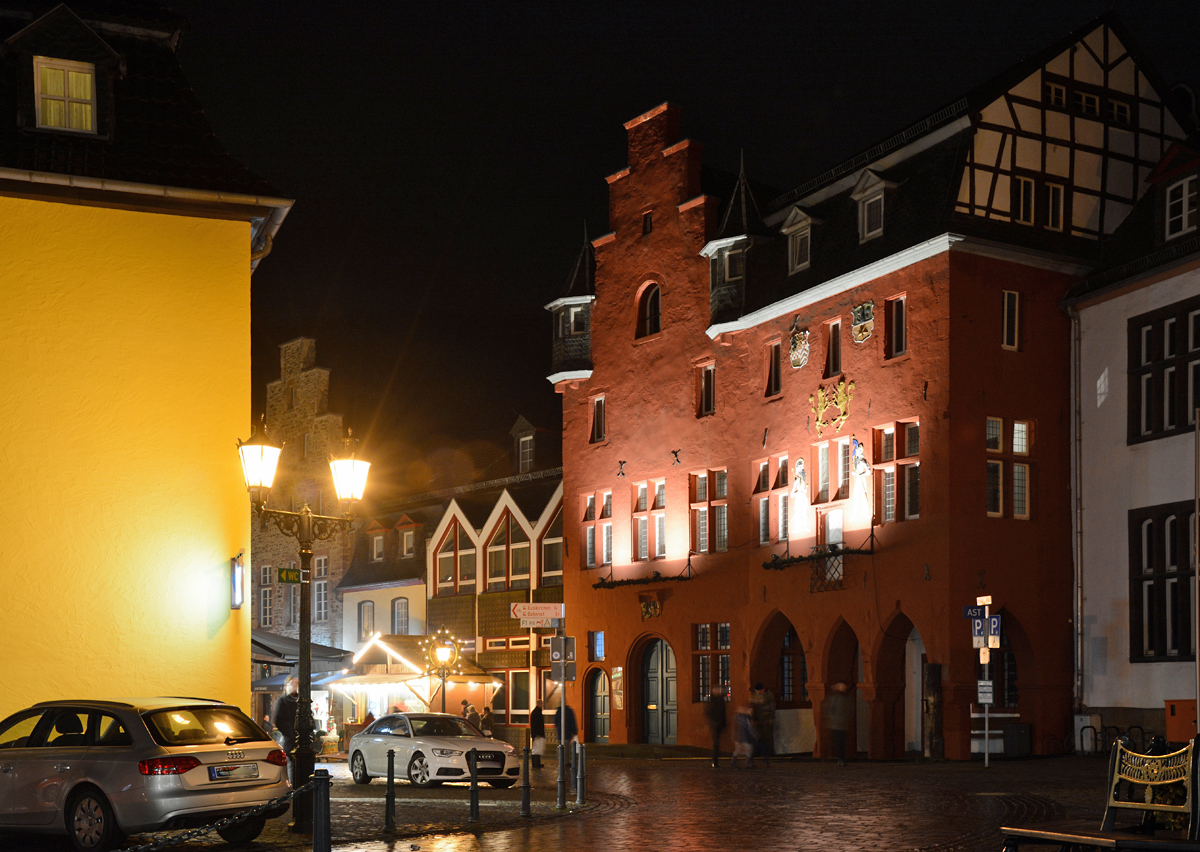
[549,16,1190,759]
[0,5,290,717]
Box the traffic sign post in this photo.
[972,596,994,767]
[511,602,565,620]
[550,636,576,682]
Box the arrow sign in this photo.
[511,602,565,620]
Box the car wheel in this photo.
[488,779,516,788]
[217,814,266,844]
[66,788,123,852]
[351,751,372,784]
[407,752,440,788]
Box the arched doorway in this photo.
[641,638,677,744]
[749,611,812,754]
[873,611,921,758]
[823,620,863,758]
[587,669,610,743]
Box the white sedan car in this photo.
[348,713,519,788]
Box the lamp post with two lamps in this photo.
[237,422,370,834]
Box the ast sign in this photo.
[510,602,565,620]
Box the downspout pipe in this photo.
[1069,305,1085,715]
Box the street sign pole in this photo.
[976,595,993,768]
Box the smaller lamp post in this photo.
[237,422,369,833]
[424,630,460,713]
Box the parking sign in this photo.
[971,617,986,649]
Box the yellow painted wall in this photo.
[0,194,252,720]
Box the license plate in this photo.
[209,762,260,781]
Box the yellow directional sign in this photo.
[279,566,301,584]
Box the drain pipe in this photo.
[1069,305,1085,715]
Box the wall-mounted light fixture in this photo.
[231,550,245,610]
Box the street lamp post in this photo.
[238,423,369,834]
[424,630,460,713]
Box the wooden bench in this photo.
[1002,735,1200,850]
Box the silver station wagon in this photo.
[0,697,290,852]
[349,712,520,788]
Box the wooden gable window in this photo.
[34,56,96,133]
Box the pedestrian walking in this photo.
[480,706,495,736]
[825,682,852,765]
[730,704,757,769]
[558,703,579,771]
[271,676,299,784]
[751,682,775,767]
[530,699,546,768]
[703,686,727,768]
[463,702,482,730]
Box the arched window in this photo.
[636,284,661,338]
[358,601,374,641]
[391,598,409,635]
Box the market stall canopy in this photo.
[251,629,352,671]
[351,634,502,683]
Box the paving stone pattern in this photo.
[5,756,1112,852]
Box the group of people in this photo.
[705,682,777,769]
[459,700,496,736]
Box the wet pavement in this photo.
[4,753,1112,852]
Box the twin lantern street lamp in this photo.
[237,421,369,834]
[423,629,461,713]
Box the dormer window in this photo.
[568,306,586,335]
[724,249,744,281]
[781,206,815,274]
[851,170,891,244]
[856,194,882,241]
[1166,176,1197,239]
[34,57,95,134]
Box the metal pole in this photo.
[556,740,566,809]
[292,511,316,834]
[520,746,531,818]
[575,743,586,804]
[984,701,990,768]
[441,670,447,714]
[467,748,479,823]
[312,768,331,852]
[385,749,395,832]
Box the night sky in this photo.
[165,1,1199,495]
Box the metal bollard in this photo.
[467,748,480,823]
[312,769,331,852]
[385,749,396,832]
[556,741,566,809]
[570,741,578,792]
[521,745,532,817]
[575,743,587,804]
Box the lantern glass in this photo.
[238,440,281,489]
[330,457,370,502]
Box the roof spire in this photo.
[716,151,769,241]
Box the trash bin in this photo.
[1003,722,1031,757]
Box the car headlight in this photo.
[432,748,463,757]
[503,745,515,754]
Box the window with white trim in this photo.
[858,192,884,241]
[1166,176,1197,239]
[1130,295,1200,443]
[766,341,782,397]
[1130,500,1197,662]
[34,56,96,134]
[259,587,272,627]
[724,248,744,281]
[1002,291,1020,350]
[358,601,374,641]
[758,497,770,545]
[1046,183,1064,231]
[392,597,409,634]
[260,564,272,586]
[699,364,715,416]
[402,529,415,558]
[692,470,726,554]
[541,508,563,586]
[825,320,842,377]
[436,521,476,595]
[314,556,329,623]
[789,227,811,273]
[1014,176,1034,225]
[591,396,606,443]
[886,295,906,358]
[372,535,384,561]
[519,436,534,473]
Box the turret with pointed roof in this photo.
[545,224,596,382]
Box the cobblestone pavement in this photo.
[2,755,1112,852]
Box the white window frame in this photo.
[586,525,596,568]
[778,493,789,541]
[700,364,715,416]
[1166,176,1197,239]
[724,248,744,281]
[591,396,606,442]
[33,56,97,134]
[485,638,508,651]
[986,460,1003,517]
[1015,177,1034,225]
[259,587,273,627]
[1012,463,1029,520]
[655,513,666,558]
[372,535,384,561]
[1165,366,1177,430]
[519,436,534,473]
[402,530,415,557]
[314,579,328,623]
[637,516,648,560]
[1142,580,1155,656]
[859,192,884,241]
[882,467,896,523]
[637,483,648,512]
[359,601,374,640]
[757,461,769,493]
[260,564,272,586]
[1166,516,1178,570]
[759,497,770,545]
[392,597,409,634]
[1046,183,1064,231]
[695,507,708,554]
[1013,421,1029,455]
[1141,373,1153,435]
[1045,83,1065,107]
[569,306,585,334]
[602,522,612,565]
[789,227,811,272]
[1002,291,1020,350]
[904,463,920,520]
[778,456,789,488]
[826,320,842,376]
[887,295,906,358]
[714,470,727,499]
[714,504,727,552]
[1166,577,1180,656]
[654,480,666,510]
[818,444,830,503]
[986,417,1003,452]
[1166,318,1178,359]
[1142,519,1154,573]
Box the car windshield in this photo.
[144,706,264,746]
[407,716,481,738]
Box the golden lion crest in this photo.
[809,378,855,437]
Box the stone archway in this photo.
[868,611,920,759]
[749,610,812,754]
[818,619,861,758]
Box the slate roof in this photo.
[714,156,772,242]
[1063,136,1200,305]
[0,2,282,198]
[558,223,595,300]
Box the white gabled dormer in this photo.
[780,205,821,274]
[851,170,896,243]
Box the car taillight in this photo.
[139,755,202,776]
[266,749,288,767]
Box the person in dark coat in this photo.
[530,700,546,768]
[558,704,579,771]
[703,686,727,768]
[271,676,299,784]
[751,682,776,767]
[825,682,853,765]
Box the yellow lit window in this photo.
[34,56,95,134]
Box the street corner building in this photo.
[547,14,1193,760]
[0,2,291,717]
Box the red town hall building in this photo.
[547,16,1191,760]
